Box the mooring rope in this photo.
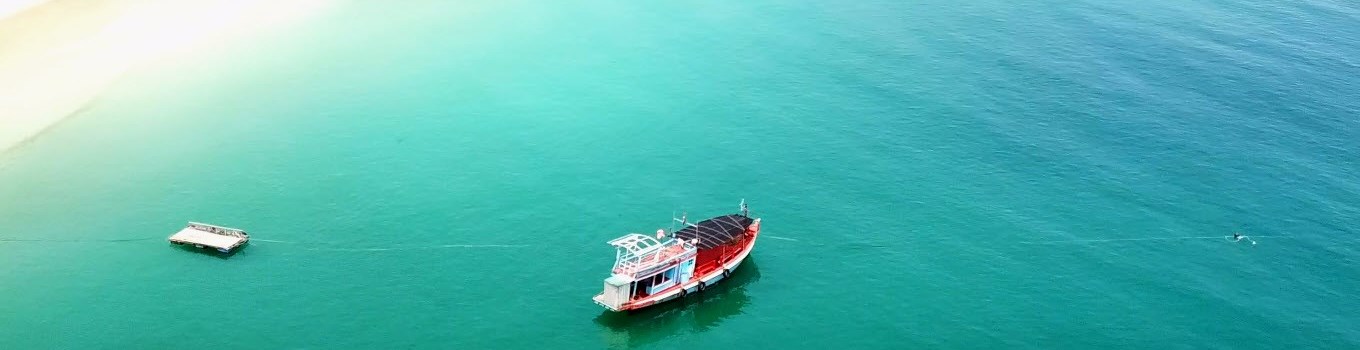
[0,237,525,251]
[250,239,526,251]
[0,237,160,243]
[3,232,1295,250]
[296,244,528,252]
[1017,235,1286,245]
[754,232,1297,247]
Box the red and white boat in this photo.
[593,201,761,312]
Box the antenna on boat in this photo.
[669,210,677,236]
[740,199,749,217]
[673,211,697,229]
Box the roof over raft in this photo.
[674,214,754,249]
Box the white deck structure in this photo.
[168,222,249,253]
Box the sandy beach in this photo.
[0,0,326,155]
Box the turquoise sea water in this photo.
[2,0,1359,348]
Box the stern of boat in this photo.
[595,275,633,312]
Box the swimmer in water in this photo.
[1230,232,1257,245]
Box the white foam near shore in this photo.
[0,0,328,155]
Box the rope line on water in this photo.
[1017,235,1285,245]
[251,239,526,251]
[750,232,1297,247]
[0,237,525,251]
[5,232,1296,251]
[297,244,528,252]
[0,237,160,243]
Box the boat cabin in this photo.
[594,233,697,311]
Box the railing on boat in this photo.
[607,234,696,278]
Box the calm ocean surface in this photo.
[2,0,1358,348]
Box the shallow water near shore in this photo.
[1,0,1358,348]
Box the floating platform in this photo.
[168,222,249,253]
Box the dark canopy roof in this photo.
[674,214,753,249]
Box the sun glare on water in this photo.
[91,0,329,64]
[0,0,330,152]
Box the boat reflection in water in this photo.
[594,259,761,348]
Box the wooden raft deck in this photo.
[168,222,249,253]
